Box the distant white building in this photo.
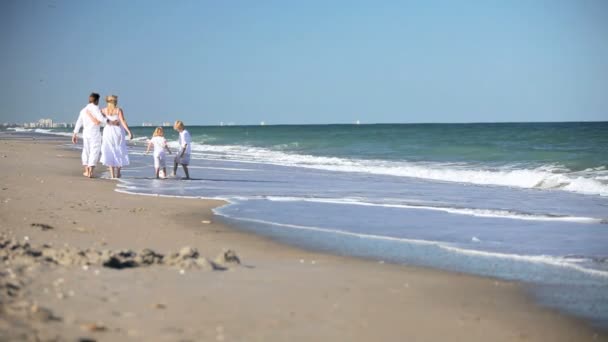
[19,118,73,129]
[38,118,53,128]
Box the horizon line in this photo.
[130,120,608,127]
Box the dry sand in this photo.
[0,134,605,341]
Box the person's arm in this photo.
[145,140,153,154]
[72,114,83,144]
[85,108,102,126]
[91,107,120,126]
[118,108,133,139]
[180,132,190,157]
[164,139,172,154]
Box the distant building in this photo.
[38,118,53,128]
[18,117,74,129]
[162,122,172,127]
[142,122,154,127]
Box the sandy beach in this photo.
[0,134,604,341]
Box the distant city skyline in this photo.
[2,1,607,125]
[5,118,179,128]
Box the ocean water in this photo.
[14,122,608,327]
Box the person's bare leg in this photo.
[83,166,88,177]
[172,162,178,177]
[155,168,160,179]
[88,166,96,178]
[182,165,190,179]
[109,167,115,179]
[162,167,167,179]
[117,167,122,178]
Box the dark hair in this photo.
[89,92,100,102]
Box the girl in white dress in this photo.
[145,127,172,179]
[99,95,133,178]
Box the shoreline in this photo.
[0,133,605,341]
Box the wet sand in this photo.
[0,134,604,341]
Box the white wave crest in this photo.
[130,136,149,142]
[8,127,74,137]
[185,143,608,196]
[34,128,74,137]
[263,196,605,223]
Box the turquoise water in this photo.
[154,122,608,169]
[126,122,608,196]
[30,121,608,173]
[12,122,608,327]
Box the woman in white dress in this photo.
[99,95,133,178]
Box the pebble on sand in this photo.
[30,223,54,231]
[213,250,241,267]
[81,322,107,332]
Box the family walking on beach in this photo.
[72,92,191,180]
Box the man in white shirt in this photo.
[71,93,118,178]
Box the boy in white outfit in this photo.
[72,93,118,178]
[172,120,191,179]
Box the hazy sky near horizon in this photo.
[2,0,607,125]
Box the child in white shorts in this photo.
[145,127,172,179]
[172,120,191,179]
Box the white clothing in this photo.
[174,153,190,165]
[150,136,168,156]
[74,103,105,139]
[175,130,191,165]
[74,103,105,166]
[150,136,168,168]
[100,111,130,167]
[82,136,101,166]
[154,154,166,169]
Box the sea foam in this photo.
[262,196,606,223]
[185,143,608,197]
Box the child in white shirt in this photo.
[145,127,172,179]
[172,120,191,179]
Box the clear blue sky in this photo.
[2,0,607,125]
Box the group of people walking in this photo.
[72,92,191,180]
